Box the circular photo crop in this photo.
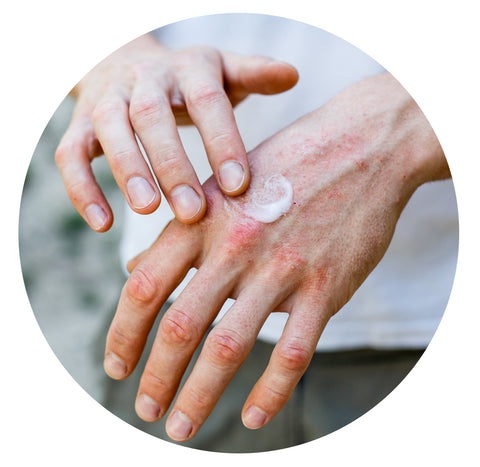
[19,13,458,453]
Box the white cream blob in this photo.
[240,174,293,223]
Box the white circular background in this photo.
[3,1,479,465]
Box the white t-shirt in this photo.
[120,14,458,351]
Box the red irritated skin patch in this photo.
[110,73,449,443]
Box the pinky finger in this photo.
[55,119,113,232]
[241,297,328,430]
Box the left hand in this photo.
[103,73,449,441]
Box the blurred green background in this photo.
[19,97,126,401]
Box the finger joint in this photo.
[204,329,249,368]
[108,325,137,353]
[129,95,169,126]
[92,99,126,125]
[126,267,160,306]
[274,340,311,373]
[141,369,170,393]
[160,307,198,347]
[186,83,226,109]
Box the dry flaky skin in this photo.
[106,73,449,442]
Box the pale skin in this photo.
[55,34,299,229]
[103,73,450,441]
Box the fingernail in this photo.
[136,394,162,421]
[166,410,193,441]
[127,176,156,209]
[243,405,267,429]
[170,185,202,220]
[85,203,108,230]
[104,352,127,379]
[219,160,246,193]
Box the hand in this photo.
[104,73,449,441]
[55,34,299,229]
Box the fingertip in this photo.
[218,160,250,196]
[170,184,207,224]
[178,200,208,224]
[263,61,299,94]
[104,352,128,380]
[84,203,113,232]
[166,410,194,442]
[135,394,163,422]
[126,176,161,214]
[242,404,268,430]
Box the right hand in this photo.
[55,34,299,230]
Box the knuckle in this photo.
[262,382,290,405]
[152,143,185,178]
[129,94,168,125]
[126,267,160,305]
[54,141,70,166]
[182,385,211,412]
[274,340,311,373]
[106,148,136,173]
[141,369,170,393]
[56,122,100,166]
[55,137,88,167]
[65,178,89,204]
[204,329,248,367]
[205,131,236,155]
[186,83,225,108]
[92,99,125,125]
[160,307,197,347]
[108,324,137,351]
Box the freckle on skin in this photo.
[355,159,368,171]
[273,248,307,273]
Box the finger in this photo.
[222,52,299,97]
[55,116,113,232]
[134,259,239,422]
[104,223,198,381]
[180,65,250,197]
[129,81,206,223]
[241,295,329,430]
[164,284,284,442]
[126,246,149,273]
[91,91,161,214]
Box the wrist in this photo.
[315,73,449,195]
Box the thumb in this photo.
[222,52,299,98]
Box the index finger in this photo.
[180,74,250,197]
